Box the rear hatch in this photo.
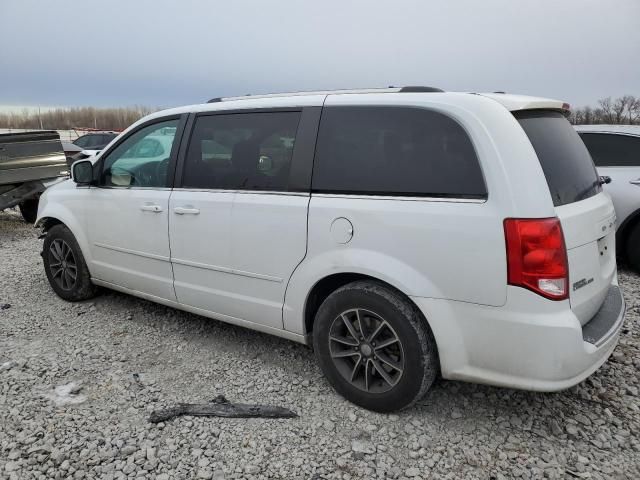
[515,111,616,325]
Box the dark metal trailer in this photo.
[0,131,68,222]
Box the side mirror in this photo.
[71,160,94,185]
[599,175,612,185]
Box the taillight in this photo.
[504,218,568,300]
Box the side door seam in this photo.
[282,99,327,332]
[168,113,195,302]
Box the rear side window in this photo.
[312,106,486,198]
[515,111,600,206]
[579,133,640,167]
[182,112,300,191]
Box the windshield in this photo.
[515,110,600,206]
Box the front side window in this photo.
[100,119,179,188]
[312,106,486,198]
[182,112,301,191]
[579,133,640,167]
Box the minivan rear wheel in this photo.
[313,281,438,412]
[626,223,640,273]
[43,224,97,301]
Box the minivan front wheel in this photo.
[43,224,97,301]
[313,281,438,412]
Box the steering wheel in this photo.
[155,158,170,186]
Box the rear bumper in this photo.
[582,285,625,346]
[412,283,625,391]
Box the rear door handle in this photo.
[630,179,640,186]
[140,204,163,213]
[173,206,200,215]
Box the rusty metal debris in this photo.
[148,394,298,423]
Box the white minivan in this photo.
[37,87,626,411]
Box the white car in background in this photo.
[576,125,640,271]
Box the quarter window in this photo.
[182,112,301,191]
[579,133,640,167]
[312,106,486,198]
[100,119,179,188]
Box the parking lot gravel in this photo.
[1,208,639,480]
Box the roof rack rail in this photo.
[399,86,444,93]
[206,86,444,103]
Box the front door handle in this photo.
[630,179,640,186]
[140,204,163,213]
[173,206,200,215]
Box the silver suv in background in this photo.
[576,125,640,271]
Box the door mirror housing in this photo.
[71,159,94,185]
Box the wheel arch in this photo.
[35,208,93,270]
[303,272,433,341]
[36,216,63,233]
[617,207,640,260]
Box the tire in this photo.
[313,280,439,412]
[626,222,640,273]
[43,224,98,301]
[19,198,39,224]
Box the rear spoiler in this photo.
[478,93,570,113]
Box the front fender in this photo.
[282,248,444,335]
[35,186,92,267]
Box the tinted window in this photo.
[101,119,178,188]
[87,135,103,148]
[312,106,486,198]
[98,134,113,146]
[75,134,103,148]
[182,112,300,191]
[74,135,91,148]
[515,111,600,206]
[579,133,640,167]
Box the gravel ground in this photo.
[1,208,639,480]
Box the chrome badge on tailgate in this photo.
[573,277,594,291]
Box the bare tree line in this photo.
[0,95,638,130]
[568,95,640,125]
[0,106,158,131]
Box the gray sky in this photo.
[1,0,639,110]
